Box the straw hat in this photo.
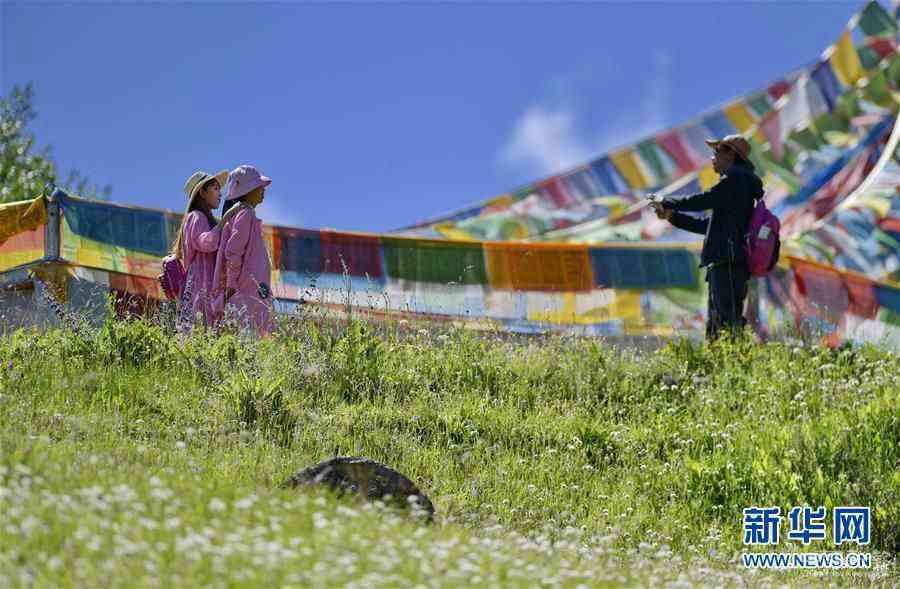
[183,170,229,203]
[705,135,754,170]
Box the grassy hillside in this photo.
[0,315,898,587]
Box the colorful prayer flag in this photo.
[610,149,651,190]
[319,230,384,279]
[538,177,582,210]
[768,80,792,102]
[485,242,593,292]
[810,60,843,112]
[636,140,677,184]
[863,69,893,106]
[657,130,704,173]
[681,123,713,159]
[589,247,697,289]
[381,236,487,285]
[723,102,757,133]
[857,44,884,70]
[698,163,719,191]
[747,92,773,118]
[856,1,897,37]
[701,112,738,138]
[0,197,48,247]
[831,31,865,86]
[779,74,828,139]
[588,157,629,194]
[563,168,600,201]
[760,110,784,161]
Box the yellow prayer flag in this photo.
[482,194,513,213]
[698,163,719,190]
[723,102,757,133]
[610,149,650,189]
[0,196,48,246]
[831,31,863,87]
[434,222,479,241]
[525,288,642,325]
[609,290,642,322]
[526,292,578,324]
[485,194,512,206]
[485,242,593,292]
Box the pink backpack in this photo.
[744,198,781,276]
[159,254,186,300]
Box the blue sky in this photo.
[2,1,866,232]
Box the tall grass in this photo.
[0,313,897,586]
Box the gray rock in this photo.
[283,456,434,521]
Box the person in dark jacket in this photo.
[651,134,763,340]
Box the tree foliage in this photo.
[0,83,111,204]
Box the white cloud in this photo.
[500,107,592,176]
[500,50,673,178]
[255,194,304,229]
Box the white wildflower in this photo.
[209,498,226,513]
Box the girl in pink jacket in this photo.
[171,169,228,328]
[212,164,274,335]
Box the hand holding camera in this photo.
[646,193,673,220]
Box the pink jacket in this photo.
[212,205,273,334]
[180,211,220,325]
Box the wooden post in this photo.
[44,188,64,261]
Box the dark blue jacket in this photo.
[662,160,763,266]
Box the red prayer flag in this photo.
[768,80,791,102]
[865,36,897,59]
[845,274,879,319]
[538,177,581,209]
[657,131,702,173]
[320,230,384,278]
[793,261,850,323]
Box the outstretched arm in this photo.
[663,174,735,212]
[669,212,709,235]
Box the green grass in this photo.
[0,315,898,587]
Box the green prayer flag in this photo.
[813,112,838,135]
[746,137,769,171]
[835,91,862,121]
[635,141,669,183]
[760,152,801,193]
[381,237,487,285]
[857,45,883,71]
[886,53,900,87]
[857,1,897,37]
[747,92,773,118]
[789,126,825,151]
[863,70,891,106]
[881,307,900,328]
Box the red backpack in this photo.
[158,254,186,300]
[744,198,781,276]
